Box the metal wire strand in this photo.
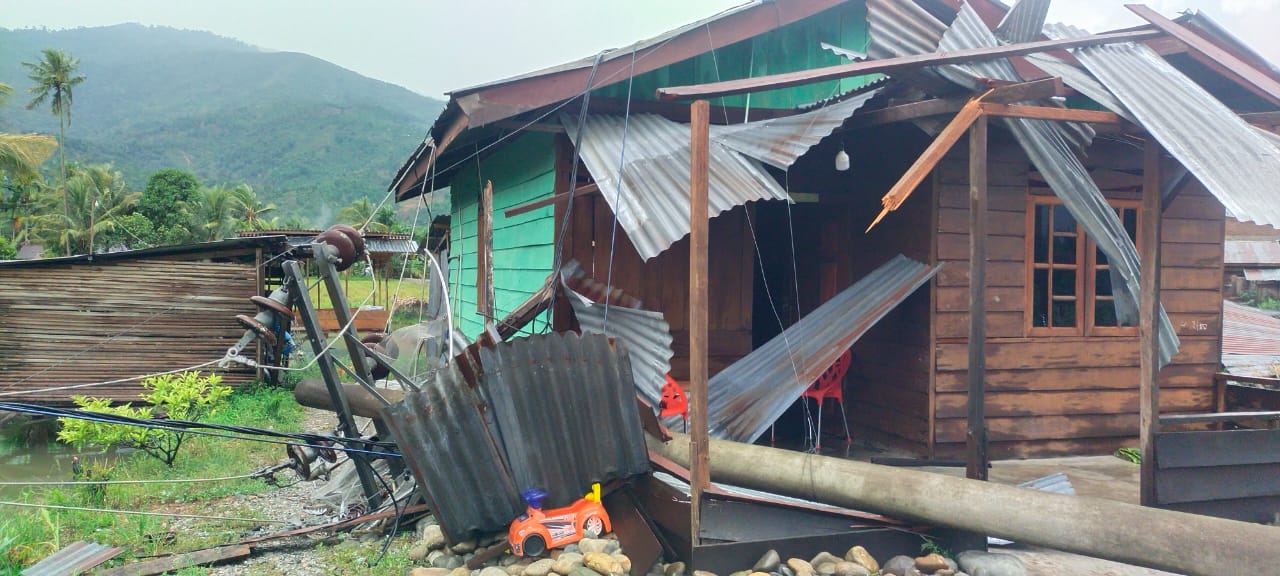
[0,500,291,524]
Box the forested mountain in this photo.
[0,24,443,220]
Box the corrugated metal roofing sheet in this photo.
[1225,240,1280,266]
[564,113,790,261]
[1244,269,1280,282]
[1224,300,1280,356]
[383,331,649,542]
[21,540,122,576]
[382,363,521,542]
[994,0,1050,44]
[479,332,650,509]
[712,87,883,170]
[561,260,673,407]
[708,254,940,443]
[1044,23,1280,229]
[865,0,1180,367]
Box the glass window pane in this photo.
[1053,205,1077,233]
[1053,236,1077,264]
[1053,300,1077,327]
[1095,268,1113,295]
[1096,246,1109,266]
[1123,208,1138,242]
[1095,299,1117,326]
[1033,269,1049,327]
[1034,205,1050,263]
[1053,269,1077,296]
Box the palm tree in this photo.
[0,133,57,182]
[338,197,396,233]
[31,164,134,255]
[230,184,276,231]
[185,184,240,242]
[23,48,86,238]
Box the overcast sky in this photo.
[2,0,1277,98]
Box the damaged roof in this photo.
[1225,240,1280,266]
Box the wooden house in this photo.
[388,0,1280,459]
[0,236,291,404]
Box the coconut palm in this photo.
[23,48,85,247]
[0,132,57,182]
[230,185,276,231]
[185,184,241,242]
[31,164,135,255]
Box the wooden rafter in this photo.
[978,103,1123,124]
[656,29,1163,101]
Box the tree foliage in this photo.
[57,371,232,467]
[137,168,199,231]
[23,48,84,246]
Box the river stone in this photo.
[571,568,604,576]
[956,551,1025,576]
[786,558,814,576]
[526,559,557,576]
[565,544,581,554]
[664,562,687,576]
[753,550,781,572]
[779,565,794,576]
[844,547,878,574]
[585,552,622,575]
[915,554,950,573]
[692,571,719,576]
[412,569,453,576]
[444,556,465,570]
[409,542,431,563]
[833,562,869,576]
[815,563,836,576]
[507,560,532,576]
[428,550,448,567]
[810,552,842,568]
[453,540,479,554]
[579,538,610,554]
[905,568,924,576]
[881,555,915,576]
[613,554,632,574]
[554,552,585,575]
[422,524,447,550]
[604,540,621,555]
[453,568,471,576]
[750,572,772,576]
[481,568,509,576]
[730,571,750,576]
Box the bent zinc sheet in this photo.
[1044,23,1280,230]
[865,0,1179,367]
[564,113,788,261]
[709,254,940,443]
[560,259,673,408]
[712,86,882,170]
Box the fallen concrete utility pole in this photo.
[649,434,1280,576]
[294,378,403,420]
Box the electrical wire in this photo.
[0,500,291,524]
[0,473,260,487]
[0,402,401,458]
[0,359,223,398]
[601,48,638,335]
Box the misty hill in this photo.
[0,24,443,220]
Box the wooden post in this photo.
[689,99,711,546]
[966,115,989,481]
[1139,140,1164,506]
[479,180,495,321]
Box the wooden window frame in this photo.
[1024,196,1141,337]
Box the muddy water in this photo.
[0,436,123,498]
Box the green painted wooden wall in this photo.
[448,132,556,340]
[447,4,877,338]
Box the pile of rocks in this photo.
[653,547,1025,576]
[404,516,1024,576]
[406,517,635,576]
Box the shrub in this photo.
[57,371,232,467]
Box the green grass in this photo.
[0,386,305,574]
[306,275,429,313]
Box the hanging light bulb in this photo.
[834,142,850,172]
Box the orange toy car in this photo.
[508,483,611,557]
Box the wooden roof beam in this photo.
[656,29,1164,101]
[1127,4,1280,107]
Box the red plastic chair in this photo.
[659,375,689,432]
[803,349,853,450]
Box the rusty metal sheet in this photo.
[22,540,123,576]
[1224,300,1280,356]
[1244,269,1280,282]
[381,364,522,542]
[708,255,940,443]
[1226,240,1280,266]
[383,332,649,541]
[479,332,650,509]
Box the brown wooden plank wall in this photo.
[932,137,1225,459]
[0,259,260,404]
[555,194,754,382]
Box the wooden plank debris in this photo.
[688,99,711,546]
[96,545,250,576]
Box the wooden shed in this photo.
[0,236,291,404]
[389,0,1280,459]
